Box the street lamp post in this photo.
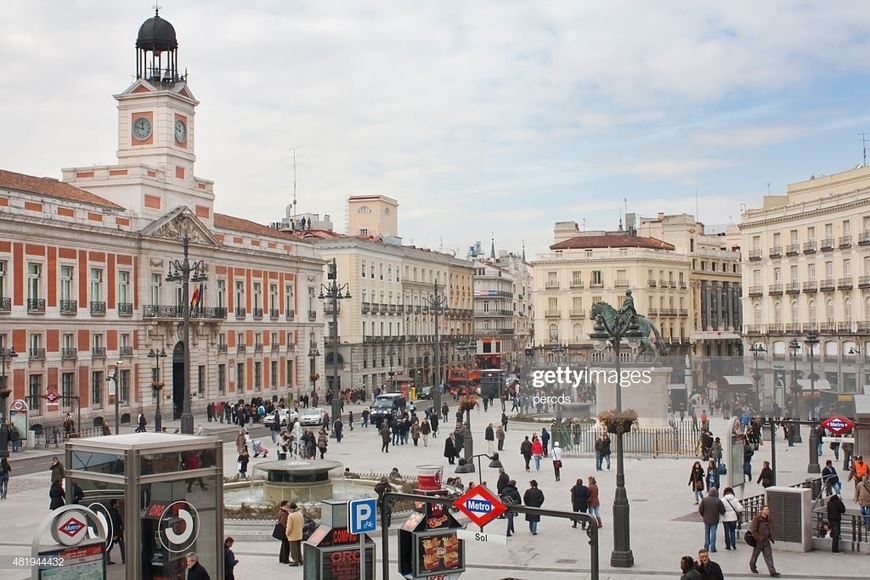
[455,340,477,474]
[165,230,208,434]
[0,341,18,459]
[749,343,766,412]
[148,348,167,432]
[590,297,643,569]
[423,281,449,415]
[319,258,352,436]
[805,331,821,474]
[386,347,396,392]
[108,361,121,434]
[308,348,321,403]
[551,343,565,425]
[788,339,802,443]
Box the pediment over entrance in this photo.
[140,206,221,247]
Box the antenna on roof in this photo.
[859,133,869,167]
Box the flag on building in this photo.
[190,283,202,310]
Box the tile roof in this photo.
[550,234,674,251]
[214,213,296,239]
[0,169,125,209]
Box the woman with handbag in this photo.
[276,500,291,564]
[689,461,705,504]
[552,441,563,481]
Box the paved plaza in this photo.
[1,401,869,579]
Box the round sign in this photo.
[158,501,200,553]
[51,509,89,546]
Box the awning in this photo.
[795,379,832,392]
[716,376,754,391]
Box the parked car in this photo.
[417,386,434,400]
[263,408,298,427]
[370,393,407,427]
[299,409,326,426]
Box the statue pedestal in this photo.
[595,366,672,425]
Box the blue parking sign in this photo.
[349,498,378,534]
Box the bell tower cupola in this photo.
[135,9,182,84]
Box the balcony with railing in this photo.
[820,278,835,292]
[61,348,77,360]
[748,286,763,297]
[860,276,870,289]
[118,302,133,316]
[648,308,658,316]
[237,344,247,354]
[92,347,106,358]
[647,280,657,288]
[569,310,586,318]
[745,324,764,335]
[217,344,228,354]
[801,323,818,333]
[819,322,837,333]
[545,310,561,318]
[271,343,279,352]
[860,231,870,246]
[254,343,264,353]
[838,277,853,290]
[658,279,669,288]
[785,323,801,333]
[90,301,106,315]
[679,282,687,289]
[27,299,46,313]
[614,279,630,288]
[768,283,783,295]
[285,309,295,320]
[308,310,317,321]
[837,321,853,332]
[253,307,264,320]
[545,281,560,290]
[803,241,817,254]
[570,280,584,289]
[29,347,46,359]
[859,321,870,333]
[193,306,227,319]
[820,238,835,251]
[679,309,688,317]
[0,297,8,312]
[802,281,818,293]
[785,243,800,256]
[235,307,247,319]
[324,302,339,315]
[119,346,133,357]
[144,305,181,318]
[768,324,784,335]
[768,246,782,258]
[60,300,77,314]
[589,282,604,289]
[839,235,852,248]
[270,308,279,320]
[748,249,762,261]
[785,282,801,294]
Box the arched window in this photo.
[548,324,559,341]
[826,298,835,323]
[357,206,371,214]
[572,323,583,343]
[808,299,817,324]
[774,302,782,325]
[754,303,762,324]
[845,296,853,322]
[790,300,799,323]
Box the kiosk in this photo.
[64,433,224,580]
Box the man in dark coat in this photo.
[185,552,211,580]
[496,468,510,496]
[443,434,458,465]
[485,423,495,453]
[748,505,779,576]
[520,436,533,472]
[570,478,591,529]
[523,479,545,535]
[827,493,846,553]
[698,487,725,552]
[693,548,724,580]
[107,498,125,565]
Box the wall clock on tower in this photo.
[174,119,187,144]
[132,116,152,141]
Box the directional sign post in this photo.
[821,415,855,435]
[452,484,506,528]
[349,498,377,580]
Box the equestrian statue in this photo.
[590,290,669,364]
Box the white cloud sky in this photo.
[3,1,870,258]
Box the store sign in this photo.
[822,415,855,435]
[452,485,505,527]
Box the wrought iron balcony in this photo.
[614,279,630,288]
[820,238,835,251]
[768,284,783,295]
[235,307,247,319]
[748,250,762,261]
[271,343,279,352]
[119,346,133,357]
[569,310,586,318]
[217,344,228,354]
[90,301,106,315]
[768,246,782,258]
[285,309,295,321]
[748,286,763,297]
[802,281,818,293]
[803,242,817,254]
[29,347,46,359]
[27,299,46,313]
[839,235,852,248]
[92,347,106,358]
[545,281,560,289]
[254,344,263,353]
[785,282,801,294]
[118,302,133,316]
[308,310,317,321]
[237,344,247,353]
[143,305,181,318]
[253,308,264,320]
[0,297,9,312]
[61,348,77,360]
[647,280,656,288]
[819,279,835,292]
[785,244,800,256]
[570,280,584,288]
[838,277,853,290]
[545,310,561,318]
[270,309,279,320]
[860,231,870,246]
[860,276,870,289]
[60,300,78,314]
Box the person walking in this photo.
[106,499,125,565]
[705,460,720,491]
[496,424,505,451]
[235,429,246,455]
[285,502,304,566]
[710,437,722,465]
[317,429,329,458]
[689,461,705,504]
[237,447,249,480]
[411,422,421,447]
[698,487,725,552]
[587,476,602,528]
[185,552,211,580]
[49,480,65,510]
[748,505,780,576]
[224,537,238,580]
[496,468,510,496]
[277,500,291,564]
[520,436,533,472]
[136,413,147,433]
[485,423,495,453]
[822,459,842,496]
[499,479,522,537]
[552,441,563,481]
[595,434,611,470]
[333,418,343,443]
[380,423,391,453]
[361,408,370,428]
[540,427,551,457]
[694,548,724,580]
[420,419,431,447]
[49,456,65,484]
[523,480,545,535]
[444,433,458,465]
[757,460,774,488]
[531,435,544,471]
[570,478,591,529]
[347,411,354,431]
[854,473,870,529]
[720,486,744,550]
[0,456,10,499]
[827,493,846,553]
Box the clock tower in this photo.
[115,10,198,183]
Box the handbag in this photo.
[695,480,704,490]
[554,460,563,469]
[744,530,756,547]
[272,522,285,541]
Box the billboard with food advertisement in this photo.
[413,530,464,577]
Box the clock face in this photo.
[132,116,152,141]
[175,119,187,143]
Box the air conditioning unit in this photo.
[765,486,812,552]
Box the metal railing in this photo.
[552,420,705,457]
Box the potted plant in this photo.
[597,408,639,435]
[459,394,478,413]
[0,388,11,399]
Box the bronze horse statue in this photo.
[590,301,669,363]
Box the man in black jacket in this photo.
[698,487,725,552]
[694,548,724,580]
[185,552,211,580]
[827,493,846,553]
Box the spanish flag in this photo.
[190,283,202,310]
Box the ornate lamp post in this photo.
[454,340,477,474]
[319,258,351,434]
[805,331,821,473]
[386,347,396,392]
[423,281,449,414]
[148,348,167,432]
[748,343,766,412]
[165,231,208,434]
[0,341,18,459]
[788,339,802,443]
[590,295,643,569]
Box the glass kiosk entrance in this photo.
[65,433,224,580]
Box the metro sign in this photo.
[59,517,85,538]
[822,415,855,435]
[45,392,60,403]
[452,484,506,527]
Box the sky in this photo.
[4,1,870,259]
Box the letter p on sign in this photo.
[349,498,378,534]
